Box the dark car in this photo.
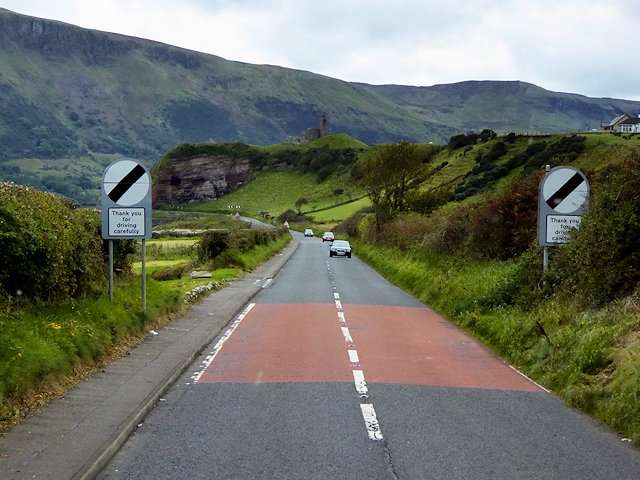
[329,240,352,258]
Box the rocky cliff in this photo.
[152,155,252,206]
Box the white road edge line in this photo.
[508,365,551,393]
[190,303,256,383]
[360,404,384,441]
[341,326,353,343]
[335,300,343,311]
[348,350,360,363]
[337,312,346,324]
[352,369,368,397]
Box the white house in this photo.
[617,115,640,133]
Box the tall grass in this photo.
[0,232,291,430]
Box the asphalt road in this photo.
[98,233,640,479]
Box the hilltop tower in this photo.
[319,113,328,136]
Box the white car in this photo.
[304,228,314,237]
[329,240,352,258]
[322,231,335,242]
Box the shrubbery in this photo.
[151,263,191,281]
[447,129,496,149]
[553,152,640,305]
[0,184,105,301]
[197,228,285,267]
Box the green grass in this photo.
[310,197,371,222]
[0,232,290,429]
[308,133,368,149]
[0,275,184,421]
[355,242,640,445]
[152,210,240,230]
[185,171,361,217]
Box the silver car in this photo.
[329,240,352,258]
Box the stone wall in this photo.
[152,155,251,206]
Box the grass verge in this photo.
[0,232,291,431]
[354,242,640,445]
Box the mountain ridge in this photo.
[1,7,639,204]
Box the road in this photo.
[238,215,274,229]
[98,233,640,479]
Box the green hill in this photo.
[156,132,640,225]
[2,8,640,204]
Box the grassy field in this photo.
[184,170,362,217]
[355,241,640,445]
[310,197,371,222]
[153,210,240,230]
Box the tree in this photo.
[360,142,423,229]
[294,196,309,214]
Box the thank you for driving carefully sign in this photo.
[538,166,589,246]
[101,160,152,239]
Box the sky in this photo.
[3,0,639,100]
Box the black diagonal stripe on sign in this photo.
[108,164,146,203]
[546,172,584,209]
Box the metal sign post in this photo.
[108,240,114,302]
[538,165,589,273]
[101,160,153,312]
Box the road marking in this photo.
[341,326,353,343]
[353,369,368,397]
[262,278,273,289]
[190,303,255,383]
[332,290,383,441]
[360,404,384,441]
[508,365,551,393]
[348,349,359,363]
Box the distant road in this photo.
[237,215,274,229]
[99,232,640,479]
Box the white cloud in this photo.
[2,0,639,99]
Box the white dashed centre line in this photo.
[331,283,383,440]
[348,349,360,364]
[341,326,353,344]
[352,370,369,397]
[360,404,384,441]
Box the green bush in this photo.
[0,183,110,301]
[151,263,190,281]
[554,153,640,305]
[198,231,231,261]
[466,173,541,259]
[104,239,137,274]
[215,249,247,269]
[198,228,284,262]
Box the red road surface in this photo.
[199,302,539,392]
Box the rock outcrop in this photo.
[153,155,251,206]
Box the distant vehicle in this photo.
[322,231,335,242]
[329,240,352,258]
[304,228,314,237]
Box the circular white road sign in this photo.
[103,160,150,207]
[542,167,589,214]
